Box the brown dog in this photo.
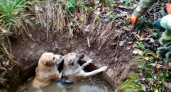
[61,53,108,84]
[31,52,63,89]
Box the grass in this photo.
[122,74,143,92]
[0,0,27,25]
[0,0,34,38]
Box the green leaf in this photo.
[68,4,75,12]
[115,14,120,18]
[35,21,40,25]
[109,13,115,19]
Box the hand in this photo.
[166,3,171,14]
[130,15,138,24]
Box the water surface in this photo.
[17,76,113,92]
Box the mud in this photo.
[10,27,135,92]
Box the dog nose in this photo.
[79,54,84,59]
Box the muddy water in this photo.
[17,76,113,92]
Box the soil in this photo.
[11,25,136,92]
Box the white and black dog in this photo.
[59,53,108,85]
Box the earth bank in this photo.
[8,28,135,92]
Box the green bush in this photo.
[0,0,27,24]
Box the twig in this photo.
[87,35,90,47]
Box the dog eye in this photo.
[71,63,74,66]
[70,62,74,66]
[53,57,55,60]
[69,60,74,65]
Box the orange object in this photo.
[166,3,171,14]
[130,15,138,24]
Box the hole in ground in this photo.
[16,60,115,92]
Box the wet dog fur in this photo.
[61,53,108,83]
[31,52,63,89]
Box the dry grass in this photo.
[34,0,67,38]
[0,11,35,87]
[0,27,13,60]
[0,16,35,63]
[33,0,121,43]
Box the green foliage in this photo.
[34,0,39,3]
[124,0,133,6]
[136,42,145,49]
[146,20,153,28]
[137,19,145,28]
[122,74,143,92]
[134,42,171,91]
[35,21,40,25]
[67,0,77,12]
[0,0,27,24]
[109,13,115,19]
[109,13,120,19]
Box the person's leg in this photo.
[165,50,171,65]
[157,46,168,58]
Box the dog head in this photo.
[38,52,63,67]
[63,53,84,68]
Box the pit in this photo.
[17,60,115,92]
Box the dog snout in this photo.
[55,55,62,59]
[59,55,62,59]
[78,54,84,59]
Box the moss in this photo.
[122,74,143,92]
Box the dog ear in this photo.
[45,61,53,66]
[58,60,64,72]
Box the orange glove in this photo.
[166,3,171,14]
[130,15,138,24]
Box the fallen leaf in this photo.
[84,25,90,32]
[0,27,8,33]
[143,57,149,60]
[135,34,140,39]
[13,11,19,15]
[0,19,3,23]
[126,46,131,50]
[103,7,109,10]
[163,66,170,70]
[154,89,158,92]
[150,38,155,43]
[94,1,99,4]
[106,11,112,16]
[119,40,126,46]
[80,15,84,21]
[140,84,146,91]
[5,61,9,65]
[148,52,159,58]
[35,5,39,11]
[138,50,142,55]
[133,49,142,55]
[155,65,161,70]
[120,12,128,17]
[94,10,100,15]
